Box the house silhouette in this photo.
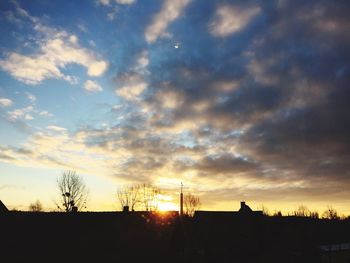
[0,200,8,213]
[194,201,263,220]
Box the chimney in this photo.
[123,206,129,212]
[241,201,246,209]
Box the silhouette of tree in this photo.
[322,206,339,220]
[29,200,43,212]
[117,184,162,211]
[294,205,310,217]
[184,193,201,217]
[309,211,319,219]
[56,170,88,212]
[273,210,282,217]
[117,185,140,211]
[141,184,161,211]
[260,205,270,216]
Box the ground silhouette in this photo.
[1,202,350,263]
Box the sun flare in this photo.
[158,201,178,211]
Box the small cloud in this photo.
[46,125,67,132]
[145,0,191,43]
[135,50,149,69]
[7,106,34,121]
[69,35,78,44]
[25,93,36,103]
[4,11,22,25]
[89,40,96,47]
[116,82,147,101]
[24,114,33,120]
[97,0,111,5]
[112,104,123,111]
[209,5,261,37]
[0,97,13,107]
[87,61,108,77]
[116,0,136,4]
[83,80,103,92]
[39,110,53,117]
[77,24,88,32]
[107,7,119,21]
[115,72,147,101]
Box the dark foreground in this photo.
[1,211,350,263]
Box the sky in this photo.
[0,0,349,214]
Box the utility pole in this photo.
[180,182,183,217]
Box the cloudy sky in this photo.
[0,0,349,214]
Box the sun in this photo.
[158,201,178,211]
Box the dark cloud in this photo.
[0,0,348,209]
[110,0,350,200]
[174,153,259,176]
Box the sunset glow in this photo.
[158,202,178,212]
[0,0,350,216]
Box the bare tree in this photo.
[310,211,319,219]
[56,170,88,212]
[273,210,282,217]
[294,205,310,217]
[322,206,339,220]
[141,184,161,211]
[29,200,43,212]
[117,183,162,212]
[117,185,140,211]
[260,205,270,216]
[184,193,201,217]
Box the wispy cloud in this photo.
[116,74,147,101]
[0,5,108,85]
[25,93,36,103]
[84,80,103,93]
[145,0,191,43]
[46,125,67,133]
[7,106,34,121]
[38,111,53,118]
[0,33,108,85]
[116,0,135,5]
[209,4,261,37]
[97,0,135,6]
[0,97,13,107]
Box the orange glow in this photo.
[158,201,178,211]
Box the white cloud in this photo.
[135,50,149,70]
[0,5,108,86]
[84,80,103,92]
[7,106,34,121]
[24,114,33,120]
[116,0,135,4]
[39,110,53,117]
[0,34,108,85]
[97,0,111,5]
[87,61,108,77]
[26,93,36,103]
[145,0,191,43]
[116,82,147,101]
[116,72,147,101]
[46,125,67,132]
[209,5,261,37]
[0,97,13,107]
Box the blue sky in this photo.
[1,0,350,214]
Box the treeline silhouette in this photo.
[1,170,350,262]
[1,209,350,263]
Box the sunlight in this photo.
[158,201,178,211]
